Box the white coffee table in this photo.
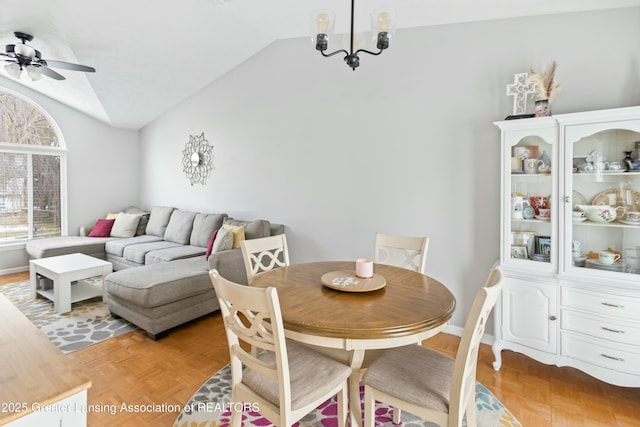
[29,253,113,314]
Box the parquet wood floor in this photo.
[2,272,639,426]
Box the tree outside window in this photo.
[0,91,65,243]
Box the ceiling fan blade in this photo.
[43,59,95,72]
[39,66,66,80]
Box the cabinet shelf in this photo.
[513,219,551,224]
[573,221,640,228]
[573,172,640,177]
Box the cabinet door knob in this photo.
[549,315,557,321]
[564,196,571,203]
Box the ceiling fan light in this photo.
[26,65,43,81]
[4,62,21,78]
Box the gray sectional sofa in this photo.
[25,206,284,339]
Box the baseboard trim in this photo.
[443,324,495,346]
[0,266,29,276]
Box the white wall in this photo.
[0,78,139,273]
[145,8,639,329]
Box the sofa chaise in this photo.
[25,206,284,339]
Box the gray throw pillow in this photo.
[211,227,233,253]
[191,213,227,247]
[145,206,175,237]
[164,210,197,245]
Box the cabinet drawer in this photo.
[562,332,640,376]
[562,310,640,346]
[562,287,640,320]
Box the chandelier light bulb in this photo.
[377,12,391,32]
[351,36,359,52]
[317,13,330,34]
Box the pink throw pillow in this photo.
[205,229,219,260]
[88,218,115,237]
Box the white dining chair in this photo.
[375,232,429,274]
[209,269,351,427]
[362,266,504,427]
[241,234,290,284]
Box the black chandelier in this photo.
[312,0,394,70]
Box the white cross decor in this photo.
[506,73,536,115]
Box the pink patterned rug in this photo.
[173,364,521,427]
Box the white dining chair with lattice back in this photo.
[362,266,504,427]
[374,233,429,274]
[241,234,290,284]
[209,269,351,427]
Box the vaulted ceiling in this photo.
[1,0,639,130]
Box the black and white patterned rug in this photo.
[0,280,136,353]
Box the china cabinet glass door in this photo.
[564,123,640,277]
[501,118,557,273]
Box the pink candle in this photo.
[355,258,373,278]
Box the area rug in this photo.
[173,364,522,427]
[0,280,137,354]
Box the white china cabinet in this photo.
[493,107,640,387]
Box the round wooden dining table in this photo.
[250,261,456,426]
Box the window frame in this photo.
[0,88,67,248]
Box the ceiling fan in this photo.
[1,31,95,81]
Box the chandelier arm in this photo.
[355,48,384,57]
[321,49,349,58]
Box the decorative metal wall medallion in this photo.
[182,132,213,185]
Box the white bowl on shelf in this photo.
[575,205,617,223]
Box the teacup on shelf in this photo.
[606,161,622,171]
[538,208,551,218]
[626,211,640,222]
[599,251,621,265]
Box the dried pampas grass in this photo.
[527,61,561,102]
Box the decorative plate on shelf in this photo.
[523,205,535,219]
[585,258,624,272]
[531,253,550,262]
[591,189,640,206]
[572,190,587,210]
[320,271,386,292]
[618,219,640,226]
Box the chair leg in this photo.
[231,404,242,427]
[337,385,348,427]
[465,398,477,427]
[363,386,375,427]
[393,408,402,424]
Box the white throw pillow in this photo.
[110,212,142,238]
[211,227,234,253]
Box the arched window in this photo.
[0,89,66,244]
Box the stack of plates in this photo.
[585,258,624,272]
[531,254,550,262]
